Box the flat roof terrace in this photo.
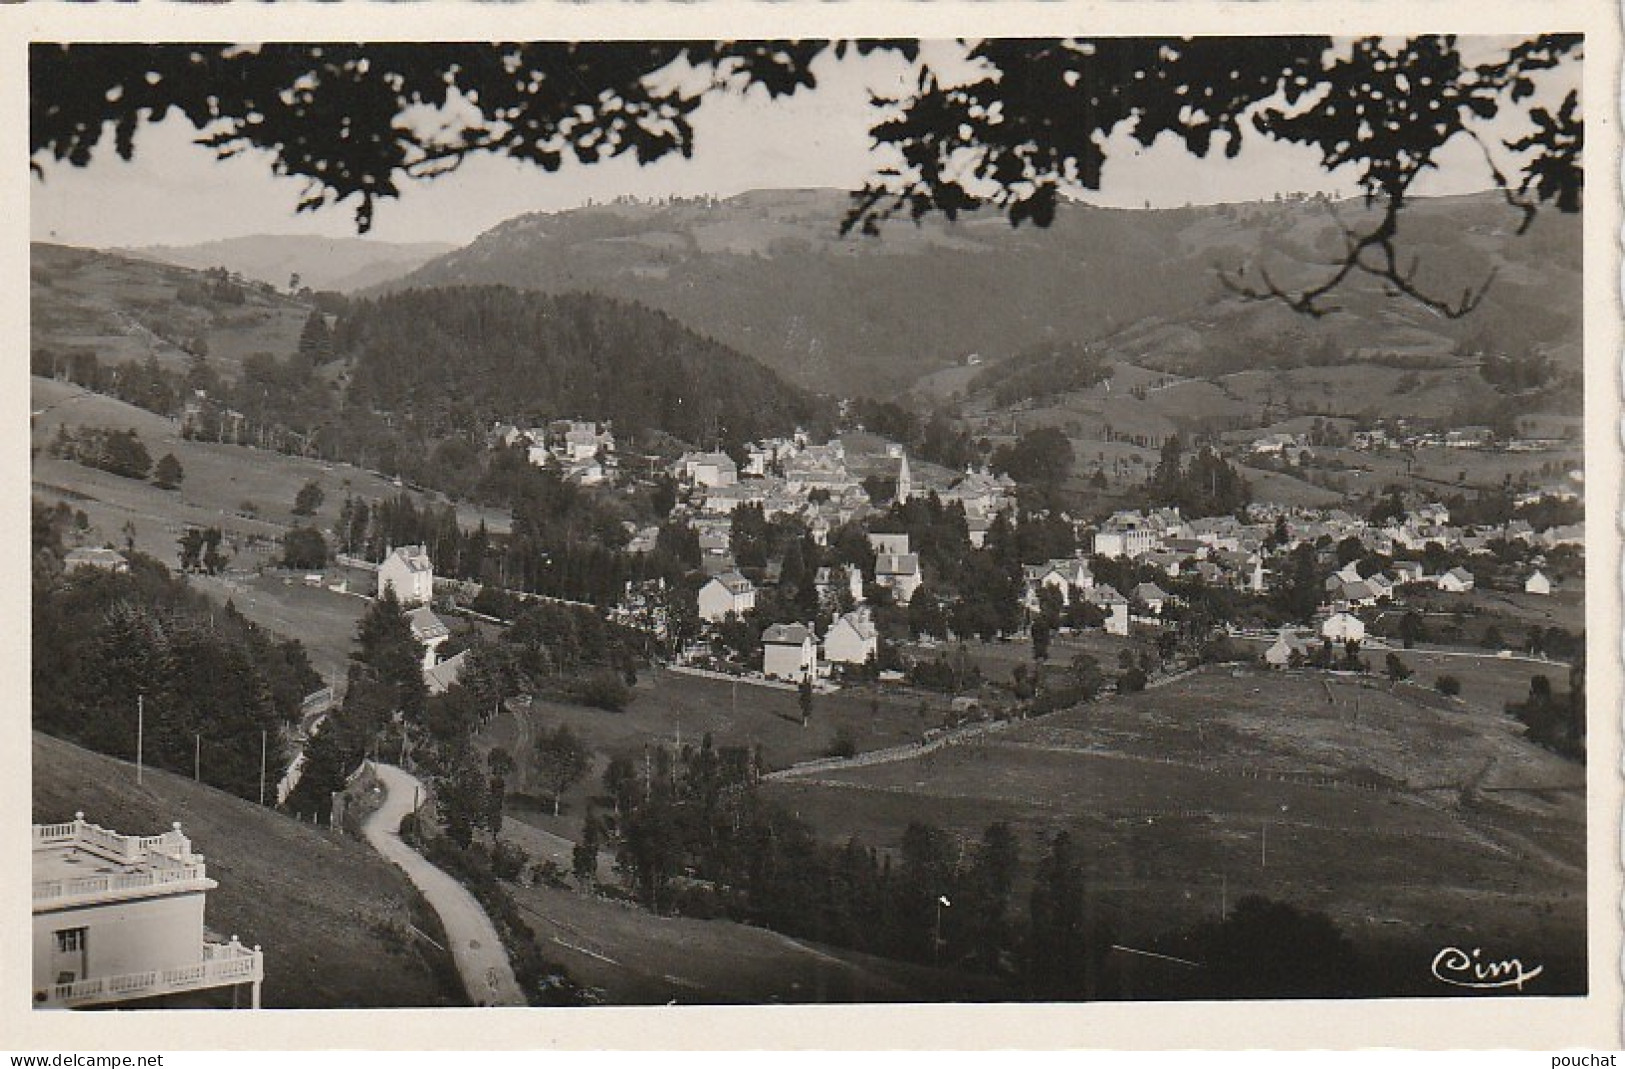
[34,813,216,910]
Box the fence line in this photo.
[983,739,1401,795]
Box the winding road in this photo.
[362,763,525,1007]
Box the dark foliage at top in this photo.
[32,42,912,232]
[852,36,1581,318]
[33,38,1579,323]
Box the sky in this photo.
[28,40,1575,251]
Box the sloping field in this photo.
[190,572,370,683]
[1016,668,1581,804]
[480,669,945,833]
[506,881,1009,1005]
[33,242,310,379]
[32,376,509,567]
[31,732,464,1008]
[762,666,1587,995]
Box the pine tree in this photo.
[297,309,334,365]
[1025,830,1112,999]
[353,585,427,725]
[153,453,183,490]
[573,806,601,882]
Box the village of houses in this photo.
[50,400,1584,764]
[34,401,1584,1012]
[370,415,1582,700]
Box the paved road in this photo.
[361,763,526,1007]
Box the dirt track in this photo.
[362,763,525,1006]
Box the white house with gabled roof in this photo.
[64,547,129,574]
[874,553,922,605]
[377,545,434,607]
[408,605,452,670]
[676,452,739,489]
[762,622,818,681]
[698,570,756,622]
[1436,566,1476,593]
[823,608,879,666]
[1321,612,1366,643]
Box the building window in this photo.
[55,928,85,954]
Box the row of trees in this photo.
[46,423,181,488]
[585,732,1103,989]
[570,736,1363,999]
[283,587,426,821]
[1508,662,1586,761]
[1148,434,1251,519]
[848,398,980,473]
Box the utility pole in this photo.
[194,734,201,783]
[1261,821,1268,868]
[259,730,267,807]
[136,695,144,786]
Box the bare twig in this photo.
[1218,176,1502,319]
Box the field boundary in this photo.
[983,738,1404,794]
[667,664,839,694]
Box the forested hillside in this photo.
[337,286,831,447]
[387,189,1582,399]
[32,503,321,801]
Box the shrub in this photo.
[293,479,325,516]
[281,525,329,570]
[153,452,183,490]
[491,840,530,881]
[566,672,632,711]
[1435,674,1462,697]
[529,859,570,889]
[825,726,858,759]
[469,586,521,621]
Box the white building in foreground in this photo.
[33,813,264,1009]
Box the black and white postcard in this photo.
[7,0,1621,1052]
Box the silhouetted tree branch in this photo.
[32,36,1581,316]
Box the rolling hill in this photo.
[383,189,1582,400]
[125,234,457,294]
[33,243,829,454]
[336,285,831,446]
[32,242,312,380]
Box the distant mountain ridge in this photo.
[383,188,1581,399]
[126,234,457,293]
